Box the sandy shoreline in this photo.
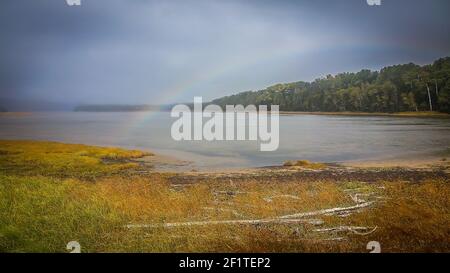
[342,157,449,169]
[138,150,449,173]
[132,150,450,186]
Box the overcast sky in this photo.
[1,0,450,107]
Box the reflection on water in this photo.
[0,112,449,169]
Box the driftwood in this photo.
[126,202,374,229]
[314,226,378,236]
[349,193,374,204]
[213,191,253,196]
[319,237,347,242]
[278,201,374,219]
[126,188,377,230]
[126,218,324,229]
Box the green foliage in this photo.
[212,57,450,113]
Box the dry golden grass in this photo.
[2,174,448,252]
[0,140,449,253]
[283,160,326,169]
[346,180,450,252]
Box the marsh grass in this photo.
[0,140,151,179]
[283,160,326,169]
[0,140,449,252]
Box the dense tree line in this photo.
[212,57,450,113]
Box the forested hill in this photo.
[211,57,450,113]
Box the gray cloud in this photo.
[1,0,449,108]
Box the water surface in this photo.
[0,112,449,169]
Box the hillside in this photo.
[212,57,450,113]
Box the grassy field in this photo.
[0,140,449,253]
[0,141,151,179]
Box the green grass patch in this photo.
[0,140,151,179]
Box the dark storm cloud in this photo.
[1,0,449,108]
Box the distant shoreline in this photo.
[0,112,33,117]
[2,110,450,119]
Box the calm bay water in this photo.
[0,112,449,169]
